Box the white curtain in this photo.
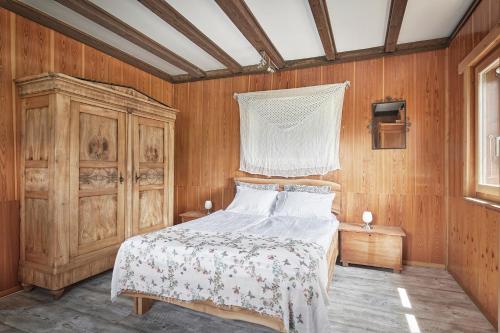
[235,82,349,177]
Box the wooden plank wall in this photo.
[446,0,499,328]
[173,49,447,267]
[0,8,174,296]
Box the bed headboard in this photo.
[234,177,342,215]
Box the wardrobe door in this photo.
[69,102,126,257]
[132,116,173,235]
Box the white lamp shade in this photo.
[362,211,373,223]
[204,200,213,210]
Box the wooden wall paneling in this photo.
[15,16,50,188]
[490,0,499,31]
[271,70,296,90]
[322,62,355,190]
[186,81,203,191]
[448,39,464,198]
[175,185,186,224]
[414,50,446,264]
[172,50,448,267]
[150,75,164,103]
[185,81,203,212]
[0,9,15,202]
[228,75,248,200]
[247,73,272,92]
[0,9,20,297]
[173,82,189,221]
[472,0,492,46]
[212,78,234,209]
[15,16,50,78]
[220,77,234,208]
[83,45,109,83]
[295,65,322,88]
[107,58,123,87]
[412,196,429,263]
[446,0,499,328]
[173,82,188,188]
[0,201,20,297]
[136,71,151,96]
[476,207,496,319]
[162,80,173,106]
[415,50,446,196]
[201,80,218,208]
[353,58,384,195]
[53,32,82,77]
[122,63,139,93]
[382,54,413,197]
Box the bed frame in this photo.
[123,177,341,332]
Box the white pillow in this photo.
[272,191,334,219]
[226,186,278,216]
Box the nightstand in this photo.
[179,210,207,223]
[339,222,406,273]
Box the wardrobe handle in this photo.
[135,173,141,183]
[119,174,124,184]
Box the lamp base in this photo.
[363,223,372,230]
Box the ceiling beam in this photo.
[215,0,285,68]
[138,0,242,74]
[0,0,173,82]
[172,37,449,83]
[384,0,408,52]
[308,0,336,60]
[448,0,481,42]
[54,0,205,78]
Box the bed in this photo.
[111,177,341,333]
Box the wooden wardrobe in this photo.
[16,73,177,297]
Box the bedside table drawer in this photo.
[179,211,208,224]
[341,232,402,271]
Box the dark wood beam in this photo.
[448,0,481,42]
[0,0,173,82]
[54,0,205,78]
[138,0,242,74]
[395,37,449,52]
[308,0,336,60]
[171,37,449,83]
[215,0,285,68]
[384,0,408,52]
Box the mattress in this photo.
[175,210,339,252]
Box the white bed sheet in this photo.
[175,210,339,252]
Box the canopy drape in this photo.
[234,82,349,177]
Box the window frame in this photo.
[459,26,500,205]
[475,51,499,200]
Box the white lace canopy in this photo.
[235,82,349,177]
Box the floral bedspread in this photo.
[111,227,330,333]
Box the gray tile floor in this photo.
[0,265,496,332]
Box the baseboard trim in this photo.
[0,285,21,298]
[403,260,446,269]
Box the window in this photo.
[475,50,499,200]
[460,26,500,205]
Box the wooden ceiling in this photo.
[0,0,479,83]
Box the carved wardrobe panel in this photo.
[16,73,177,296]
[69,103,127,258]
[132,117,174,235]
